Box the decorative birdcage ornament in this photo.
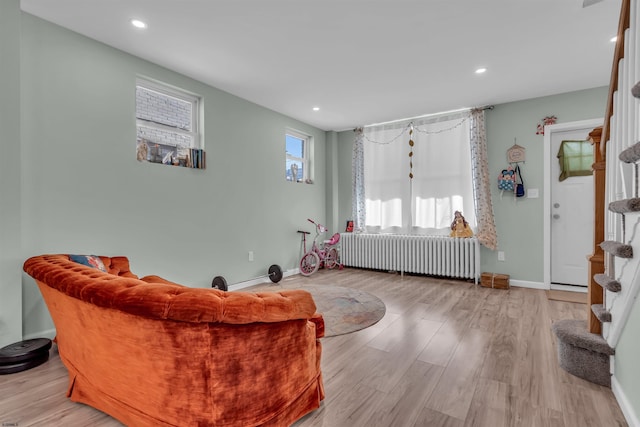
[409,125,414,179]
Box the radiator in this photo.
[340,233,480,283]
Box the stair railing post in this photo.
[588,126,605,334]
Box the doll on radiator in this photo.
[450,211,474,238]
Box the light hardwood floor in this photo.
[0,268,628,426]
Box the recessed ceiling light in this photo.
[610,36,618,42]
[312,107,320,111]
[475,68,487,74]
[130,19,147,29]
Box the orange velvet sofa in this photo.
[23,254,325,426]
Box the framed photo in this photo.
[345,220,354,232]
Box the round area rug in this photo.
[298,285,386,337]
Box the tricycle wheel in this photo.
[300,252,320,276]
[324,247,338,269]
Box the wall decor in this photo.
[536,115,557,135]
[507,139,526,163]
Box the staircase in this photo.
[551,112,640,388]
[552,0,640,398]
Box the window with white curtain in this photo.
[363,111,475,235]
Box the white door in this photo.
[549,126,595,287]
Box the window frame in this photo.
[285,128,313,183]
[135,77,202,152]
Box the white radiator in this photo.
[340,233,480,283]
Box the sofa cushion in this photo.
[99,256,138,278]
[69,255,107,272]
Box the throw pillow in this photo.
[69,255,107,272]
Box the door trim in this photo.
[543,118,603,290]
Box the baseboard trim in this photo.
[229,268,298,291]
[612,376,640,427]
[550,283,588,293]
[23,328,56,341]
[510,279,547,290]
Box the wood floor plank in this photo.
[361,318,442,393]
[425,327,492,420]
[294,382,383,427]
[366,303,442,352]
[479,303,519,383]
[510,290,565,413]
[319,346,389,405]
[360,360,444,427]
[463,378,510,427]
[506,393,566,427]
[2,268,628,427]
[416,319,465,367]
[413,407,465,427]
[468,287,504,332]
[558,382,628,427]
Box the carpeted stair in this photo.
[593,273,622,292]
[552,319,615,387]
[591,304,612,323]
[632,81,640,98]
[599,240,633,258]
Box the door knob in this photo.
[553,214,560,219]
[554,203,560,208]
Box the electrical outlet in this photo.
[498,251,505,261]
[248,251,254,262]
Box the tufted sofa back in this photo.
[23,254,318,324]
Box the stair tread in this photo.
[633,81,640,98]
[609,198,640,213]
[591,304,612,323]
[618,141,640,163]
[599,240,633,258]
[551,319,614,355]
[593,273,622,292]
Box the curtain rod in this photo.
[355,105,494,131]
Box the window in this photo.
[136,78,202,167]
[557,139,594,181]
[362,112,474,234]
[286,129,312,183]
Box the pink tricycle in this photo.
[299,219,342,276]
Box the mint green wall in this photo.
[19,14,327,337]
[482,87,607,282]
[0,0,22,347]
[325,131,340,234]
[336,87,608,283]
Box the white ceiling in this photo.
[20,0,622,131]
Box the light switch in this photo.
[528,188,539,198]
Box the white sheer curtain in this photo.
[362,111,475,235]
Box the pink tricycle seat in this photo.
[325,233,340,246]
